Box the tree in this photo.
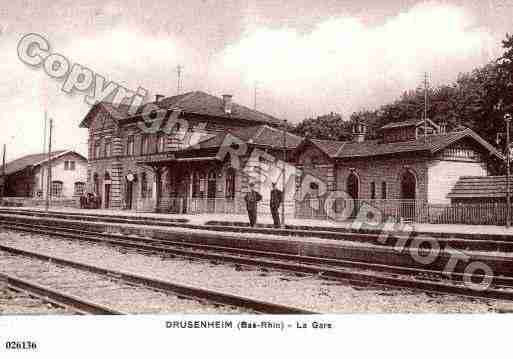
[292,112,350,140]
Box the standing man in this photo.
[270,182,283,228]
[244,183,262,227]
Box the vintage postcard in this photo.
[1,0,512,357]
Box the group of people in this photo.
[244,182,283,228]
[79,192,102,209]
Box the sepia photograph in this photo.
[1,0,513,357]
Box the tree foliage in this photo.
[292,34,513,174]
[292,112,351,140]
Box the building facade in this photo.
[81,91,293,212]
[82,91,502,220]
[292,120,501,219]
[2,150,87,199]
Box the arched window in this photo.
[400,169,417,220]
[225,168,236,199]
[51,181,63,197]
[104,171,111,181]
[400,170,416,200]
[381,182,387,199]
[346,171,359,200]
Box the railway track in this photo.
[2,219,513,304]
[1,276,79,315]
[1,273,123,315]
[0,241,315,315]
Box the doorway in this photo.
[104,183,111,209]
[346,172,359,218]
[207,171,217,213]
[126,181,133,210]
[400,169,416,220]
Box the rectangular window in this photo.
[70,161,75,170]
[370,182,376,199]
[64,161,69,170]
[126,135,134,156]
[105,141,111,157]
[95,140,101,159]
[157,134,165,153]
[381,182,387,199]
[141,135,149,155]
[74,182,85,195]
[51,181,63,197]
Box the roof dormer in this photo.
[379,119,439,143]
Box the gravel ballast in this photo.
[1,230,512,313]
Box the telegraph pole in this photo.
[423,72,429,142]
[176,65,183,95]
[1,144,5,200]
[505,113,512,228]
[281,119,287,228]
[41,111,47,195]
[45,118,53,212]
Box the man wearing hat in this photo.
[244,183,262,227]
[270,182,283,228]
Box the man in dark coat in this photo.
[270,182,283,228]
[244,183,262,227]
[79,194,87,209]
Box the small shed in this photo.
[448,176,510,204]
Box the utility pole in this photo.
[176,65,183,95]
[423,72,429,142]
[281,119,287,228]
[41,111,47,195]
[505,113,512,228]
[1,144,5,200]
[45,118,53,212]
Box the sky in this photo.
[0,0,512,161]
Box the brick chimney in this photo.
[352,122,367,143]
[155,94,165,102]
[222,94,233,114]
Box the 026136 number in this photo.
[5,341,37,350]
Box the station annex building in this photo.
[1,150,87,199]
[80,91,502,216]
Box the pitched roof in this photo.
[338,128,500,159]
[296,128,502,160]
[183,125,303,152]
[80,91,283,128]
[380,118,440,131]
[1,150,85,176]
[309,139,346,158]
[448,176,510,198]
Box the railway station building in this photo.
[81,91,502,220]
[80,91,299,213]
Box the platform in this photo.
[5,205,513,240]
[2,209,513,280]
